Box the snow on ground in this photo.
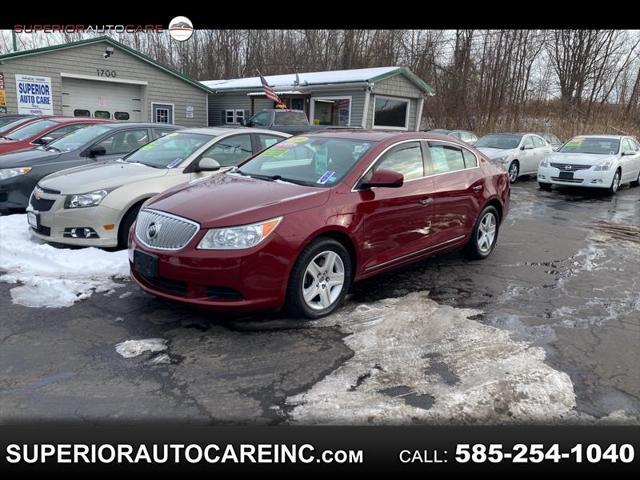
[115,339,167,358]
[286,292,576,424]
[0,214,129,308]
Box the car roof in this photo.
[301,129,472,143]
[572,134,625,139]
[179,126,290,137]
[100,122,182,130]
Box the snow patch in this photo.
[115,339,167,358]
[0,214,129,308]
[287,292,576,424]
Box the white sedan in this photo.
[537,135,640,194]
[475,133,553,183]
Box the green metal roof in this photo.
[0,36,212,94]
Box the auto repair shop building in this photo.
[202,66,434,131]
[0,36,210,126]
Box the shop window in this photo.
[373,96,409,130]
[74,109,91,118]
[94,111,111,119]
[114,112,130,121]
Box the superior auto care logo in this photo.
[13,25,165,34]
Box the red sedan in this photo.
[0,117,112,154]
[129,130,510,318]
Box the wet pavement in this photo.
[1,179,639,424]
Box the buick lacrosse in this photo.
[129,130,510,319]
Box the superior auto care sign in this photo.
[15,74,53,115]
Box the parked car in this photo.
[28,128,290,248]
[475,132,553,183]
[0,117,112,155]
[538,135,640,194]
[0,114,39,136]
[536,132,563,150]
[0,123,180,213]
[129,130,510,319]
[243,109,345,134]
[424,129,478,145]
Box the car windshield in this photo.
[124,131,212,168]
[475,134,523,149]
[46,124,112,152]
[559,137,620,155]
[4,119,57,140]
[236,136,375,187]
[0,117,29,129]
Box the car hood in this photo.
[147,173,331,228]
[545,152,618,166]
[39,161,168,194]
[476,147,514,159]
[0,148,61,167]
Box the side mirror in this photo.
[197,157,221,172]
[33,136,54,145]
[88,145,107,158]
[360,169,404,189]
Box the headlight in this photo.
[0,167,32,181]
[594,161,612,171]
[197,217,282,250]
[64,189,109,209]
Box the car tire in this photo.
[538,182,552,191]
[608,169,621,195]
[286,237,352,319]
[464,205,500,260]
[508,161,519,183]
[117,202,144,249]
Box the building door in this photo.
[61,77,142,121]
[152,103,174,124]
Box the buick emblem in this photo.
[147,222,160,240]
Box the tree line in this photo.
[2,29,640,138]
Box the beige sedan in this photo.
[27,127,290,248]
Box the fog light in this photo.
[63,227,99,239]
[538,174,546,179]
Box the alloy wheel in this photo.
[302,250,345,310]
[611,171,621,192]
[508,163,519,183]
[477,212,497,254]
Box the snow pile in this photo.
[0,214,129,308]
[287,292,576,424]
[115,339,167,358]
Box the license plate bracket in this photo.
[134,250,158,279]
[27,212,39,229]
[559,171,574,180]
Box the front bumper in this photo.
[129,233,290,312]
[26,190,121,247]
[0,175,36,211]
[537,165,615,188]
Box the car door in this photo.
[631,138,640,180]
[518,135,537,174]
[189,133,254,180]
[532,135,551,171]
[356,140,437,273]
[620,138,640,182]
[427,141,485,245]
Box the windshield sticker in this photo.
[167,158,183,168]
[317,170,336,184]
[288,136,308,143]
[261,147,291,157]
[565,138,584,148]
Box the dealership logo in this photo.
[168,16,193,42]
[147,222,161,240]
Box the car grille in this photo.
[135,209,199,250]
[29,196,56,212]
[550,163,592,172]
[551,177,584,183]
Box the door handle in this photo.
[472,185,483,192]
[419,197,433,205]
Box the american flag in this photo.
[259,72,283,104]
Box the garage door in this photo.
[61,77,143,122]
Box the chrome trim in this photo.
[351,138,481,192]
[135,208,200,251]
[365,235,466,272]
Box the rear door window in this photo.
[428,143,466,174]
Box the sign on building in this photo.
[15,74,53,115]
[186,105,194,118]
[0,73,6,114]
